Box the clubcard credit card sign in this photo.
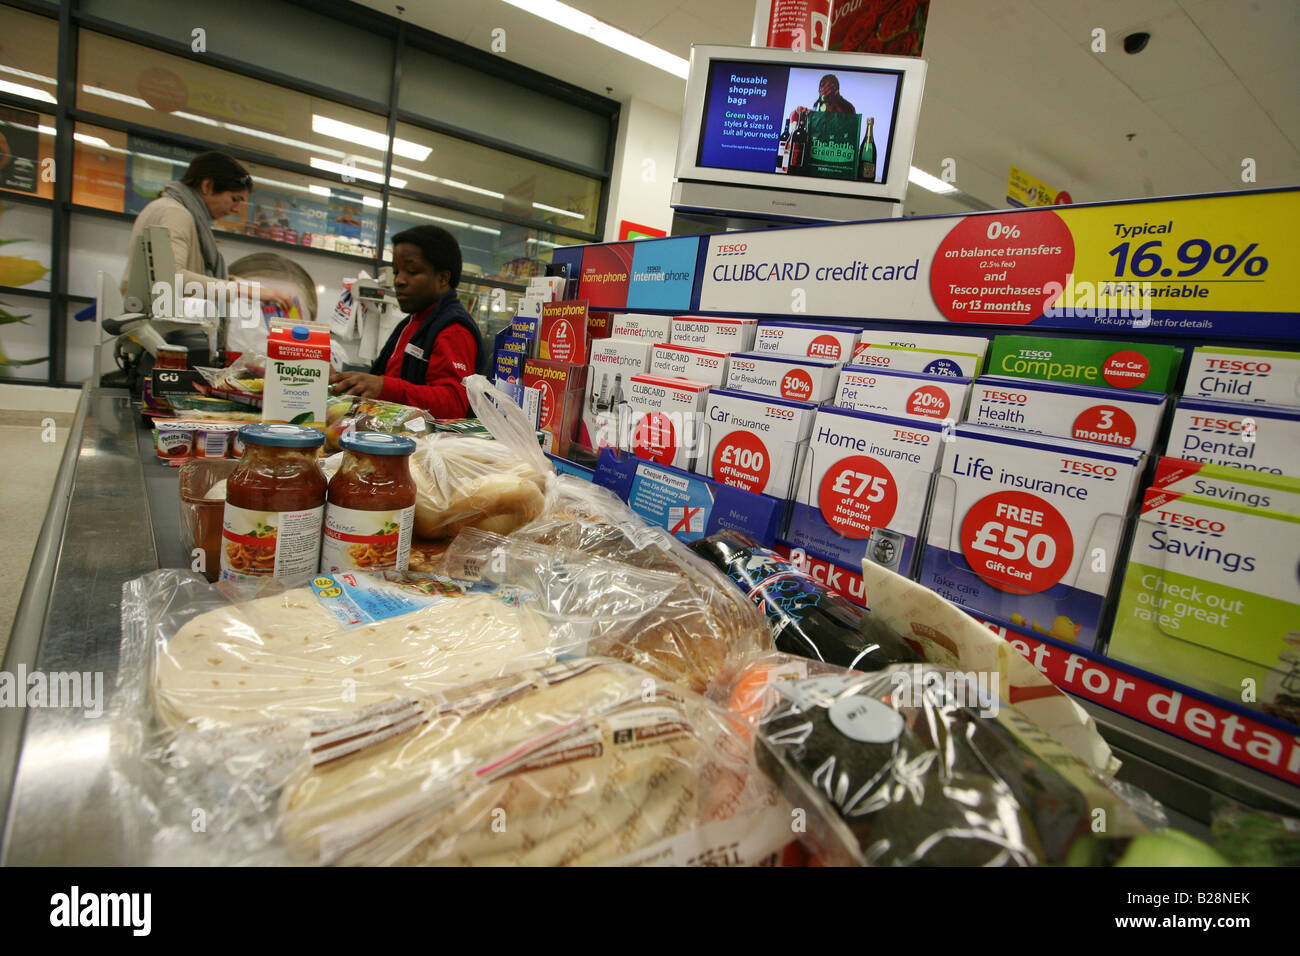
[919,424,1145,651]
[670,316,758,352]
[650,344,730,388]
[787,407,944,574]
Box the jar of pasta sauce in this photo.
[221,423,327,585]
[321,432,417,573]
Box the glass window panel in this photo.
[72,124,383,257]
[0,7,58,106]
[0,107,55,201]
[393,122,600,235]
[76,31,396,182]
[398,45,610,172]
[0,195,52,291]
[384,196,582,286]
[0,293,49,381]
[79,0,394,104]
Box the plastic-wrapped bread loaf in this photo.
[409,434,548,540]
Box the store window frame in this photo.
[0,0,620,388]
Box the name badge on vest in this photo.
[404,342,426,362]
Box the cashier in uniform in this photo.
[329,225,483,419]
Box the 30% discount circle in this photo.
[959,490,1073,594]
[817,455,898,540]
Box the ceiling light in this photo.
[81,85,151,109]
[362,196,383,208]
[532,201,584,220]
[312,115,432,161]
[0,65,55,86]
[308,185,331,198]
[309,157,406,189]
[908,165,958,195]
[391,164,507,200]
[0,79,56,103]
[497,0,689,78]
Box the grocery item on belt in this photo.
[149,571,557,729]
[650,342,730,388]
[726,660,1114,866]
[1148,455,1300,515]
[322,432,417,574]
[966,375,1167,450]
[1109,487,1300,713]
[323,394,433,454]
[725,351,841,403]
[409,433,548,540]
[609,312,673,342]
[620,373,711,470]
[221,424,327,587]
[700,388,817,498]
[580,337,652,453]
[986,334,1182,392]
[670,315,757,351]
[495,476,772,693]
[1183,346,1300,407]
[264,323,331,429]
[691,530,922,671]
[787,406,944,574]
[276,659,790,866]
[918,423,1145,651]
[1166,397,1300,474]
[154,421,196,460]
[754,321,861,362]
[835,366,971,421]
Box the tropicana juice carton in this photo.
[264,323,331,429]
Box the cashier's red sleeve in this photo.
[378,323,477,418]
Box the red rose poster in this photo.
[830,0,930,56]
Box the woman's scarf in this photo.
[161,181,228,279]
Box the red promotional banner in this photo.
[976,614,1300,788]
[830,0,930,56]
[764,0,833,51]
[577,242,633,308]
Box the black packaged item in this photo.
[753,665,1092,866]
[690,531,922,671]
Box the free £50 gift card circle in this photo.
[960,490,1073,594]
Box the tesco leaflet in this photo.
[849,342,982,377]
[854,328,990,360]
[787,407,945,575]
[609,313,674,342]
[835,366,971,423]
[918,424,1145,651]
[1167,397,1300,474]
[670,316,757,352]
[620,373,711,470]
[966,376,1167,451]
[650,343,730,388]
[1149,456,1300,516]
[700,388,816,499]
[754,321,861,362]
[1184,346,1300,407]
[725,351,841,403]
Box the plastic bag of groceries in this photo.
[323,394,436,454]
[719,654,1149,867]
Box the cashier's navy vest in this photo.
[369,290,485,382]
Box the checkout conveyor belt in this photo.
[0,386,1294,864]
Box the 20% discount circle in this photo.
[818,456,898,539]
[959,490,1073,594]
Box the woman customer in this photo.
[329,225,483,418]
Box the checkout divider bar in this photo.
[0,382,93,855]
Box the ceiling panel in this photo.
[1182,0,1300,86]
[1089,10,1236,100]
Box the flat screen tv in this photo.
[673,44,927,222]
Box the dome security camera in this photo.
[1124,32,1151,54]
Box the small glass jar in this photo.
[221,423,327,585]
[156,345,189,370]
[321,432,418,573]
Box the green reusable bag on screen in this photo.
[806,113,861,181]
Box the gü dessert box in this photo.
[523,357,587,457]
[966,376,1167,451]
[835,366,971,422]
[580,338,653,453]
[754,321,861,363]
[620,373,711,470]
[725,351,841,403]
[670,316,757,352]
[650,343,730,388]
[787,406,945,575]
[700,388,817,499]
[918,424,1146,651]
